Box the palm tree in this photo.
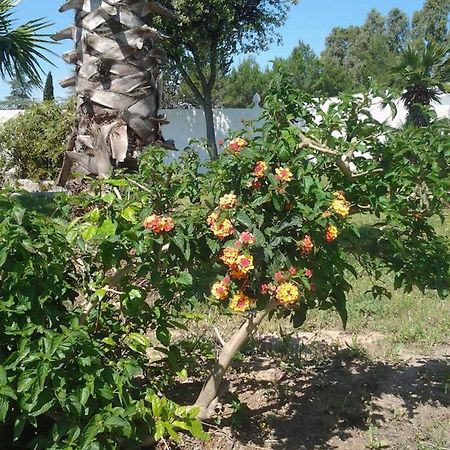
[0,0,54,85]
[55,0,176,186]
[390,43,450,126]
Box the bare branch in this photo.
[297,130,383,180]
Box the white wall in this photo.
[160,104,262,160]
[0,109,24,123]
[1,94,449,155]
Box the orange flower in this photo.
[143,214,174,233]
[253,161,267,178]
[143,214,159,230]
[276,282,300,306]
[211,281,230,300]
[229,292,253,312]
[288,267,297,276]
[221,247,240,268]
[250,179,262,189]
[229,268,247,280]
[219,193,237,209]
[211,219,234,239]
[325,225,338,242]
[159,216,175,232]
[304,268,313,278]
[236,254,254,273]
[299,235,314,255]
[275,167,293,182]
[228,137,248,153]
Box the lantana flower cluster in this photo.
[143,213,175,233]
[207,139,352,315]
[331,191,351,218]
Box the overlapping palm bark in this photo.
[54,0,175,186]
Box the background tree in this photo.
[385,7,411,53]
[220,57,268,108]
[0,75,33,109]
[156,0,297,158]
[319,26,361,95]
[43,71,54,101]
[411,0,450,46]
[0,0,54,85]
[272,41,323,95]
[0,74,33,109]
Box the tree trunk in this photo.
[202,92,218,159]
[54,0,175,186]
[194,299,277,420]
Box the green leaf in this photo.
[154,420,165,441]
[0,366,6,387]
[121,207,137,223]
[12,206,25,225]
[99,219,117,237]
[17,370,34,393]
[0,396,9,422]
[0,250,8,267]
[22,240,36,253]
[156,327,171,346]
[0,385,17,400]
[177,271,193,286]
[13,417,26,441]
[81,225,97,241]
[236,211,253,229]
[186,420,209,441]
[303,175,314,194]
[333,290,348,329]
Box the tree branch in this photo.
[297,131,383,180]
[194,299,278,420]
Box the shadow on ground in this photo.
[171,337,450,450]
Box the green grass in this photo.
[303,211,450,356]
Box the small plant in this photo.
[367,424,390,449]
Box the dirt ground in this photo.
[161,330,450,450]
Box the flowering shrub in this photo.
[0,78,449,446]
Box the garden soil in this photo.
[158,331,450,450]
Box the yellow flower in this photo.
[228,138,248,153]
[331,192,350,217]
[211,219,234,239]
[221,247,240,268]
[275,282,299,306]
[253,161,267,178]
[206,209,220,226]
[219,193,238,209]
[325,225,338,242]
[211,281,230,300]
[275,167,293,182]
[229,292,253,312]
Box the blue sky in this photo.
[0,0,426,100]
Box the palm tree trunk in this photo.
[54,0,174,186]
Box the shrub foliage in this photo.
[0,79,449,448]
[0,99,75,181]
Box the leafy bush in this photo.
[0,99,75,181]
[0,77,449,447]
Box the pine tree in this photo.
[43,72,54,101]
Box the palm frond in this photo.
[0,0,56,86]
